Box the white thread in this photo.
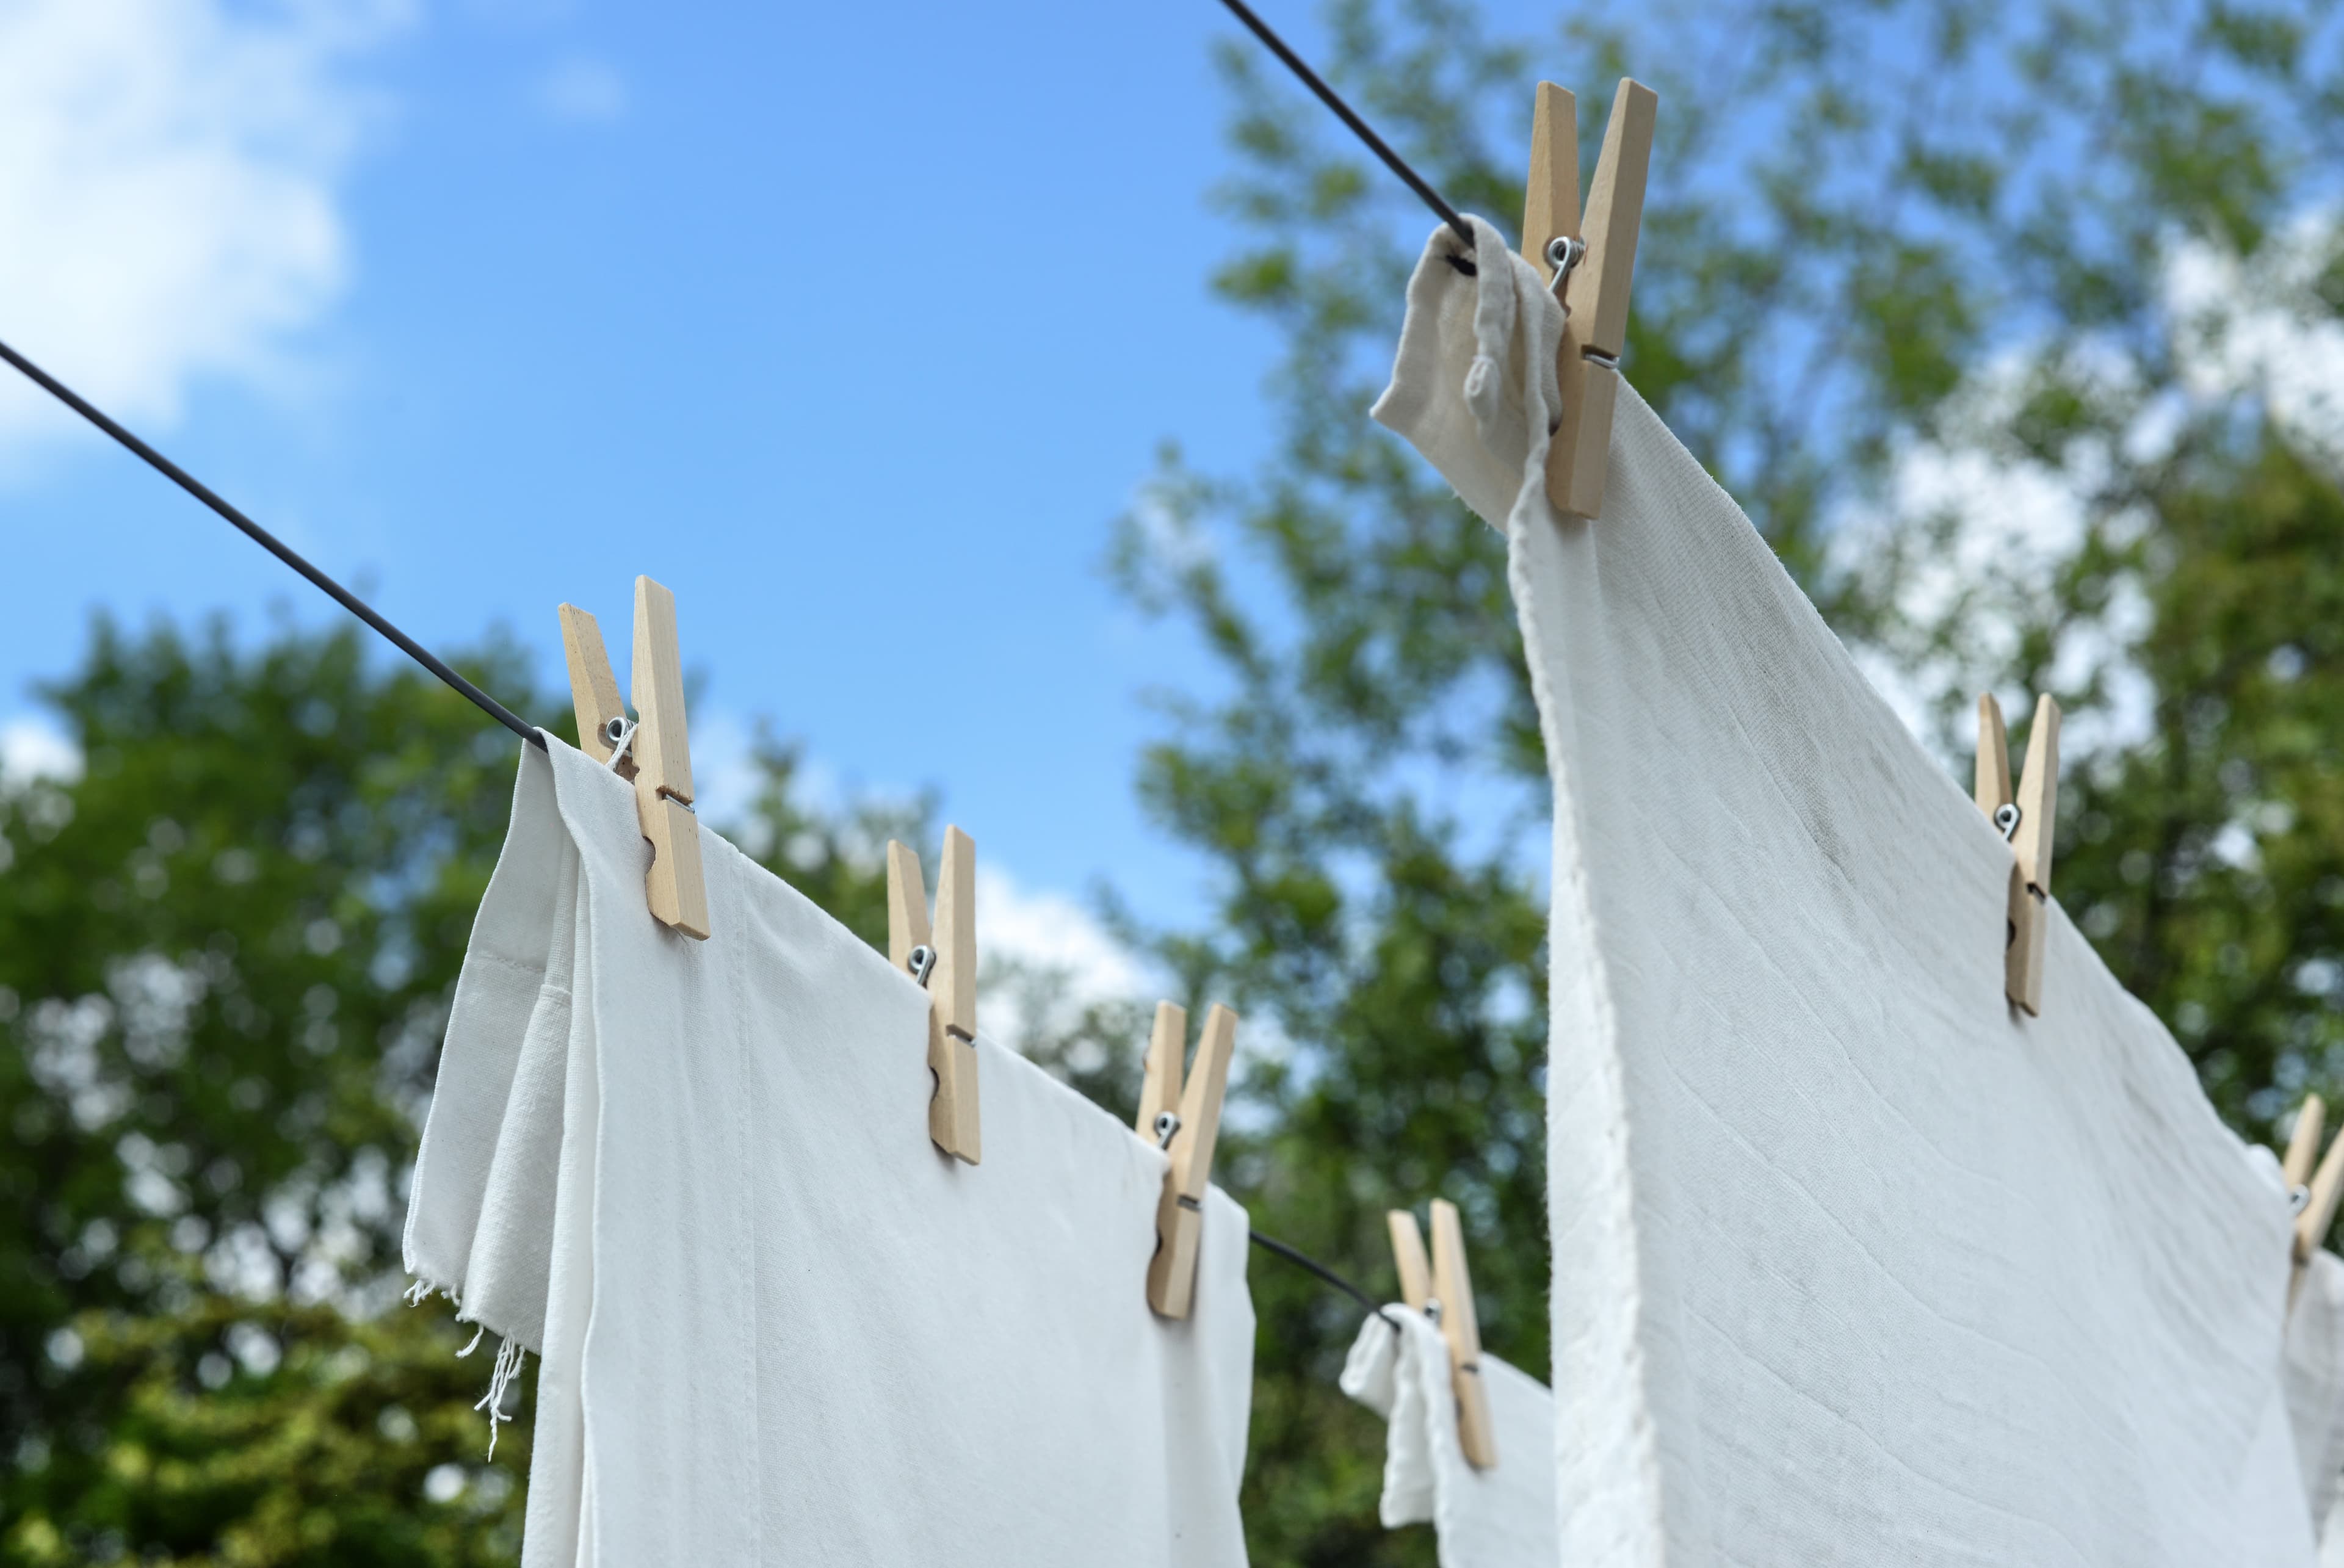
[403,1279,433,1306]
[457,1323,485,1357]
[472,1337,526,1462]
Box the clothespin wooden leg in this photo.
[558,604,629,771]
[1388,1203,1497,1469]
[888,831,980,1165]
[1135,1002,1187,1146]
[1428,1200,1498,1469]
[886,840,933,974]
[2286,1095,2328,1194]
[556,587,705,938]
[1387,1209,1433,1311]
[2295,1113,2344,1309]
[1975,693,2059,1014]
[1973,694,2011,823]
[929,827,979,1163]
[628,577,709,940]
[2006,696,2060,1015]
[1525,78,1657,521]
[1147,1003,1236,1320]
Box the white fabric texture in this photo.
[1339,1310,1558,1567]
[1375,216,2312,1564]
[405,738,1256,1567]
[2290,1251,2344,1541]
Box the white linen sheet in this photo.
[406,737,1255,1567]
[1375,214,2313,1566]
[1342,1309,1558,1566]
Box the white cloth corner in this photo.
[1375,216,2316,1564]
[404,737,1255,1566]
[1339,1310,1557,1567]
[1369,214,1559,532]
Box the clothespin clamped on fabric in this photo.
[1975,693,2061,1015]
[1387,1200,1497,1469]
[1521,76,1659,520]
[556,579,709,941]
[887,831,980,1163]
[1134,1001,1236,1320]
[2285,1094,2344,1308]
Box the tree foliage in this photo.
[0,620,928,1563]
[7,2,2344,1563]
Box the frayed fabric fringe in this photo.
[473,1336,527,1462]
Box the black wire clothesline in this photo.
[0,0,1470,1328]
[0,338,543,751]
[1212,0,1480,273]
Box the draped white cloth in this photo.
[405,737,1256,1567]
[1342,1309,1559,1566]
[1375,214,2315,1565]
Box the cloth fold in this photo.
[2290,1250,2344,1550]
[1340,1310,1558,1566]
[406,738,1254,1566]
[1376,214,2315,1564]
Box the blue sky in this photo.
[2,0,1527,965]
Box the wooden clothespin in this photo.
[556,577,709,940]
[1521,77,1659,520]
[1135,1001,1236,1320]
[887,829,979,1163]
[1387,1200,1497,1469]
[2287,1094,2344,1307]
[1975,693,2061,1014]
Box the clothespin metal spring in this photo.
[1544,234,1586,306]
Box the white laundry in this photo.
[1340,1309,1558,1567]
[405,737,1255,1567]
[1375,214,2313,1565]
[2289,1250,2344,1552]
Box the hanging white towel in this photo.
[404,737,1256,1567]
[1339,1310,1558,1567]
[1374,215,2313,1565]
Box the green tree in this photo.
[0,619,924,1564]
[1121,0,2344,1559]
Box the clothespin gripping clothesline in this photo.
[1975,693,2061,1015]
[2285,1094,2344,1310]
[888,833,982,1163]
[1134,1001,1239,1318]
[1388,1201,1499,1468]
[560,584,711,939]
[1521,78,1659,519]
[1217,5,1662,524]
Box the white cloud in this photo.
[980,865,1150,1000]
[683,707,762,835]
[2166,214,2344,469]
[1,715,83,787]
[977,864,1157,1049]
[0,0,407,454]
[534,57,626,125]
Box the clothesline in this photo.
[0,341,1401,1340]
[0,0,1470,751]
[0,335,540,748]
[0,0,1452,1336]
[1211,0,1478,271]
